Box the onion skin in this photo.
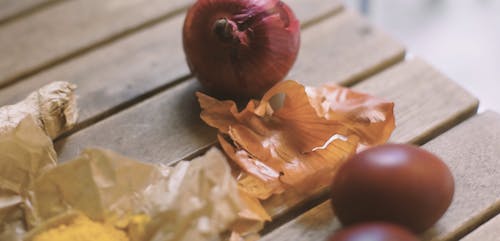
[183,0,300,98]
[330,144,455,233]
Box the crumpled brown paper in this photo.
[26,148,268,241]
[0,117,58,241]
[145,148,268,241]
[0,81,78,139]
[29,148,169,227]
[0,81,77,240]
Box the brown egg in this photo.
[328,222,419,241]
[330,144,454,232]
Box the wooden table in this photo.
[0,1,498,240]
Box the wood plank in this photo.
[0,0,343,133]
[261,111,500,241]
[420,111,500,241]
[461,215,500,241]
[0,0,57,24]
[288,0,343,26]
[0,13,191,127]
[0,0,340,26]
[0,0,193,88]
[289,9,405,86]
[354,58,479,145]
[262,58,479,219]
[54,8,406,163]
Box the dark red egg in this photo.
[328,222,419,241]
[330,144,454,232]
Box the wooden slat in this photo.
[420,111,500,241]
[0,0,193,88]
[261,111,500,241]
[354,58,479,145]
[461,215,500,241]
[287,0,343,26]
[261,58,479,219]
[54,8,405,163]
[0,0,56,24]
[261,201,338,241]
[0,0,343,133]
[0,13,190,126]
[289,10,404,86]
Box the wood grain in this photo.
[261,111,500,241]
[55,80,216,164]
[0,0,193,88]
[262,58,479,219]
[53,8,407,163]
[288,9,405,86]
[354,58,479,145]
[0,0,57,24]
[287,0,343,26]
[461,215,500,241]
[0,13,191,126]
[0,0,343,132]
[262,201,339,241]
[421,111,500,241]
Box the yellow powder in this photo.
[33,215,129,241]
[128,214,151,241]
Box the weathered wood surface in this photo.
[0,0,193,88]
[421,111,500,241]
[289,9,404,86]
[353,58,479,145]
[0,0,343,133]
[262,58,479,219]
[288,0,343,26]
[0,0,56,24]
[54,9,406,163]
[2,0,495,239]
[261,111,500,241]
[462,215,500,241]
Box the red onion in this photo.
[183,0,300,97]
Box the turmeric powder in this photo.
[33,214,129,241]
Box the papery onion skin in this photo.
[183,0,300,98]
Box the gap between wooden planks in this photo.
[261,111,499,241]
[0,0,194,89]
[0,0,61,25]
[462,214,500,241]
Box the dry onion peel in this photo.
[197,80,395,199]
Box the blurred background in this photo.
[346,0,500,113]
